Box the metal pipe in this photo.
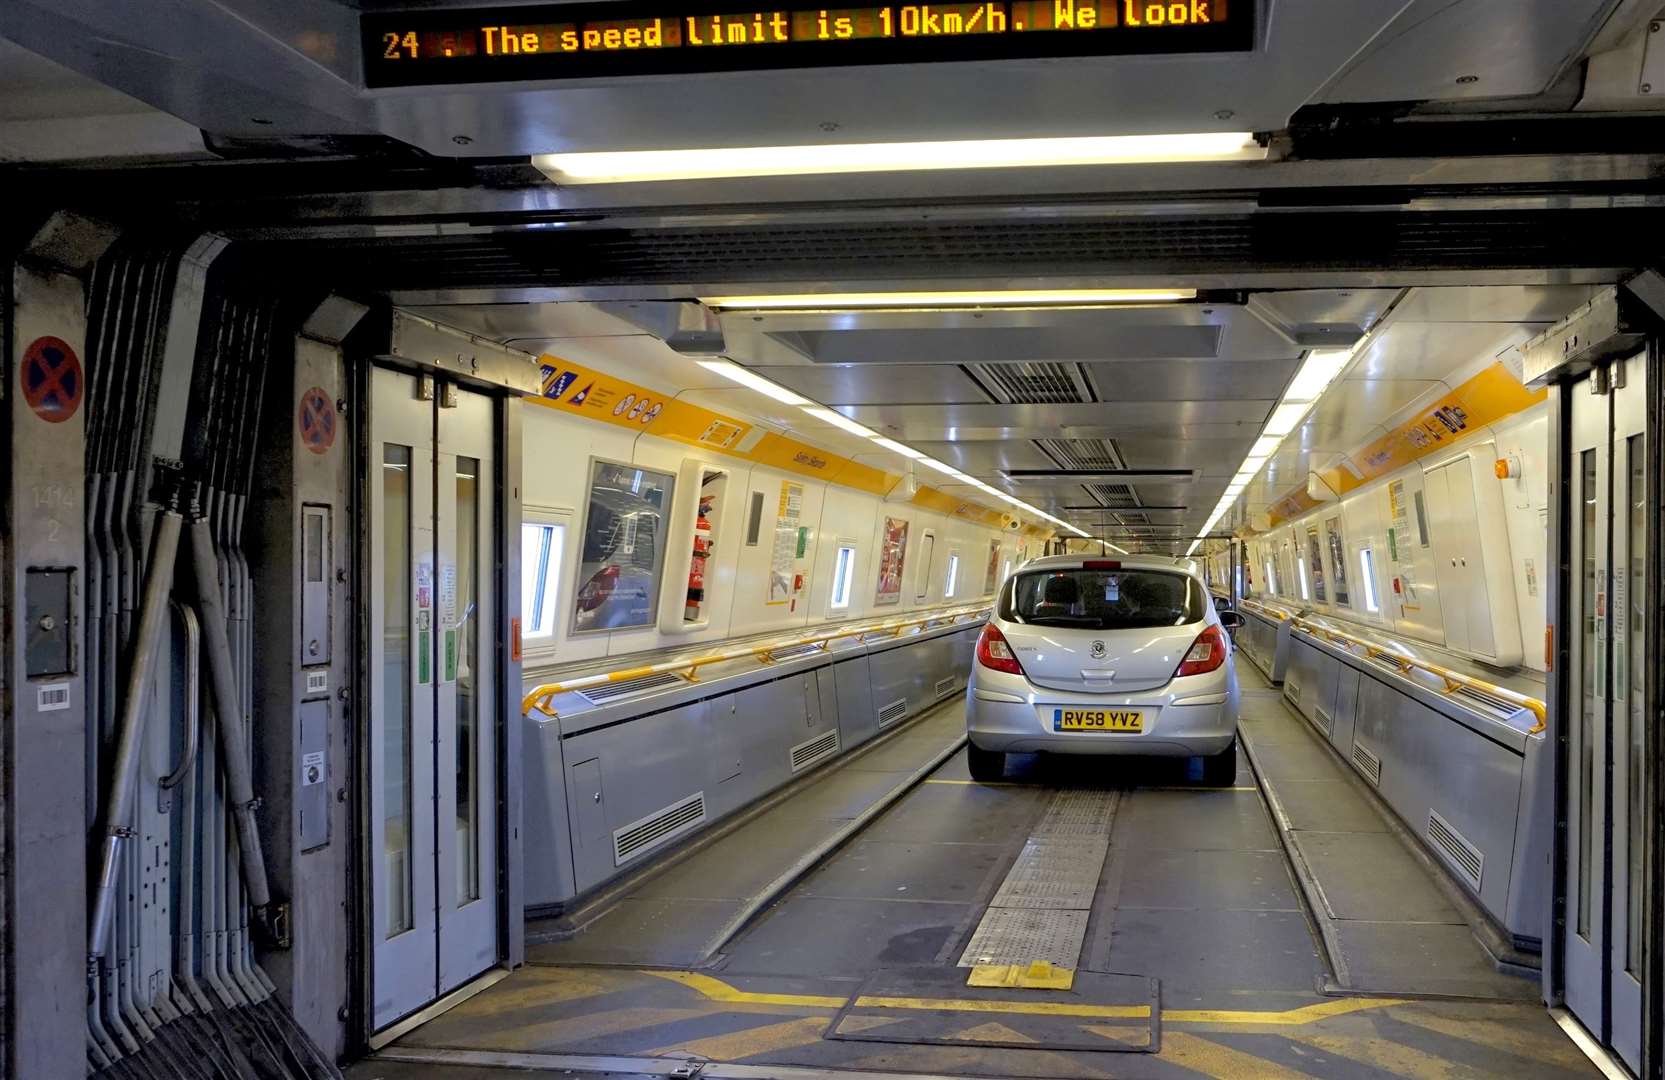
[160,602,201,789]
[90,505,185,961]
[186,511,272,911]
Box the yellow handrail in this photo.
[1240,599,1297,623]
[521,602,993,719]
[1291,620,1547,735]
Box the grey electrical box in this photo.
[300,505,332,666]
[297,700,331,852]
[25,567,74,678]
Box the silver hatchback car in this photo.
[965,554,1243,784]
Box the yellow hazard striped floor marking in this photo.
[638,1016,832,1061]
[1158,1032,1319,1079]
[1388,1010,1592,1070]
[1291,1033,1475,1080]
[456,967,626,1015]
[485,1006,717,1052]
[1163,997,1410,1026]
[647,970,1404,1027]
[854,994,1149,1020]
[642,970,848,1008]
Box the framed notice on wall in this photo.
[984,539,1001,595]
[767,480,804,605]
[875,516,909,605]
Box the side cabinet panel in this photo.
[834,656,879,749]
[1329,665,1362,753]
[1353,678,1525,924]
[523,717,577,908]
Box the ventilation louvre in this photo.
[1427,809,1484,890]
[973,363,1090,405]
[769,643,825,662]
[1450,684,1527,722]
[877,698,909,726]
[935,676,959,697]
[789,730,841,772]
[1313,704,1334,734]
[1286,680,1303,704]
[1083,482,1139,508]
[1036,438,1122,470]
[1352,743,1383,786]
[613,792,707,866]
[580,671,685,705]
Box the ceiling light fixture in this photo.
[696,359,811,405]
[535,132,1265,185]
[869,436,925,459]
[702,288,1197,311]
[801,406,880,439]
[1193,342,1367,544]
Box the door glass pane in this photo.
[456,456,481,904]
[1578,447,1598,941]
[382,444,414,937]
[1627,434,1645,974]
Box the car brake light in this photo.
[1175,625,1228,677]
[1083,560,1122,570]
[976,624,1025,676]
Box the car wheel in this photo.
[1201,739,1238,787]
[967,743,1006,782]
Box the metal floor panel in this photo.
[958,908,1092,968]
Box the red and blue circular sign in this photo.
[298,386,337,455]
[20,336,83,423]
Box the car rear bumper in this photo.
[965,670,1239,757]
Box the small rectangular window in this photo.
[520,521,567,641]
[1297,557,1311,600]
[745,491,766,546]
[1305,528,1327,603]
[1358,548,1380,613]
[1325,517,1350,608]
[830,545,856,610]
[1265,561,1277,596]
[945,553,960,598]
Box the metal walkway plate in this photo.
[827,966,1160,1053]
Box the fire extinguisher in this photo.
[686,535,709,619]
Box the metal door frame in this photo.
[1549,343,1662,1080]
[361,362,510,1038]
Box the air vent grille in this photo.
[972,363,1089,405]
[935,676,959,697]
[1037,439,1122,470]
[770,643,825,661]
[1285,680,1303,705]
[1313,704,1334,735]
[1082,482,1139,508]
[613,792,706,866]
[790,730,841,772]
[1450,684,1527,722]
[877,698,909,726]
[1352,743,1382,786]
[1427,810,1484,890]
[580,671,685,705]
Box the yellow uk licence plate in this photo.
[1054,708,1143,733]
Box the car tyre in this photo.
[967,743,1006,782]
[1201,739,1238,787]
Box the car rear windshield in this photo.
[1001,568,1205,630]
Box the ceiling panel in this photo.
[750,364,990,405]
[1296,379,1441,449]
[845,401,1276,431]
[791,324,1227,365]
[1387,285,1600,325]
[1347,322,1538,382]
[908,441,1058,472]
[413,301,646,343]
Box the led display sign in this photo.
[363,0,1248,86]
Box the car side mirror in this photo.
[1219,610,1245,629]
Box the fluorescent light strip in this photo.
[696,359,811,406]
[801,406,880,439]
[703,288,1196,311]
[1194,342,1368,542]
[870,436,924,459]
[536,132,1264,185]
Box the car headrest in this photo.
[1043,575,1080,605]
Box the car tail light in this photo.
[976,624,1025,676]
[1175,625,1228,678]
[1083,560,1122,570]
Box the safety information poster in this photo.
[1386,480,1420,610]
[767,481,804,605]
[875,516,909,605]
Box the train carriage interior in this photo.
[6,2,1665,1079]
